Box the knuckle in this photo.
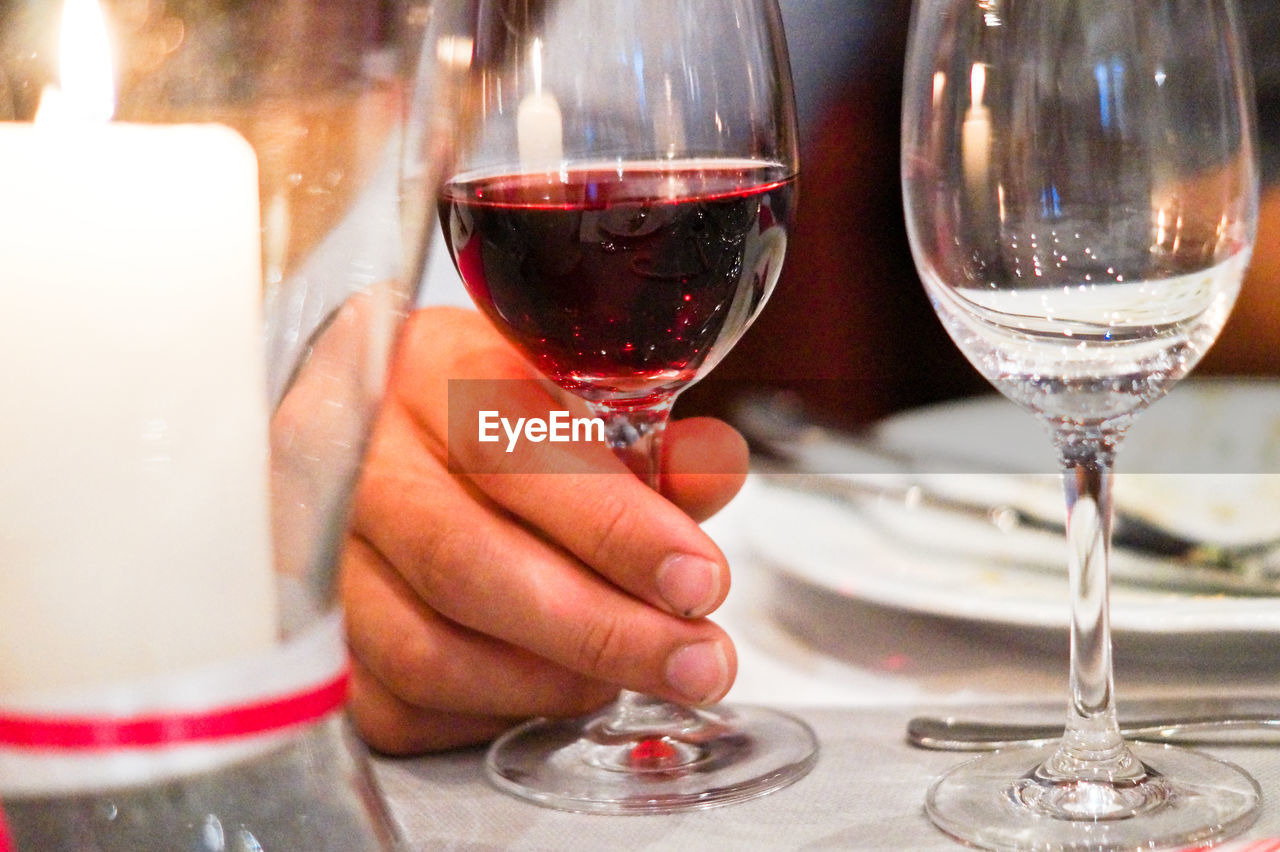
[347,702,411,757]
[583,491,637,567]
[572,613,629,678]
[379,630,438,701]
[405,526,495,620]
[344,668,423,757]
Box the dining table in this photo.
[369,446,1280,850]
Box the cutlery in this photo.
[907,713,1280,751]
[757,470,1280,594]
[734,392,1280,592]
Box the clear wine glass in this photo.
[435,0,816,814]
[901,0,1260,849]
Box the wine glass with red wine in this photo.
[436,0,815,814]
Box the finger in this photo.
[353,402,738,705]
[445,379,733,620]
[341,533,617,718]
[470,464,731,619]
[346,655,520,754]
[661,416,749,522]
[389,309,736,620]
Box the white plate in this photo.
[741,379,1280,660]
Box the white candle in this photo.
[0,0,277,695]
[517,38,563,167]
[962,63,992,197]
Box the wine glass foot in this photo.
[925,742,1260,851]
[484,703,818,814]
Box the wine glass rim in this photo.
[444,157,796,186]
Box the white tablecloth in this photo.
[372,475,1280,849]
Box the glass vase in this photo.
[0,0,470,847]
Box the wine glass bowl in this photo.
[906,4,1255,432]
[436,0,815,814]
[439,161,794,409]
[902,0,1260,848]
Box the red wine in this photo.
[439,161,795,403]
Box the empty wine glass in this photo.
[434,0,816,814]
[901,0,1260,848]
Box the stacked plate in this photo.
[740,378,1280,663]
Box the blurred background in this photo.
[421,0,1280,432]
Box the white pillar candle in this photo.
[962,62,993,199]
[517,38,563,167]
[0,0,277,696]
[518,91,564,166]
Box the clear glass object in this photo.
[901,0,1261,849]
[433,0,818,814]
[0,0,469,848]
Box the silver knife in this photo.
[735,394,1280,594]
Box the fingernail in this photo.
[656,554,721,618]
[665,640,730,705]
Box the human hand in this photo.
[342,307,749,754]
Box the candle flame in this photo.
[56,0,115,122]
[436,36,475,69]
[969,63,987,109]
[932,71,946,106]
[530,37,545,93]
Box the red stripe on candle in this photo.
[0,671,347,750]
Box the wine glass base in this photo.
[484,703,818,814]
[925,741,1260,851]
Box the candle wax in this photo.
[962,106,992,195]
[517,91,564,167]
[0,120,278,695]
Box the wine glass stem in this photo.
[1044,433,1139,780]
[1059,454,1123,758]
[588,398,675,491]
[581,396,717,763]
